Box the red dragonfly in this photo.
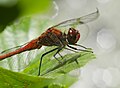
[0,9,99,76]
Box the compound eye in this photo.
[67,28,80,44]
[69,28,73,36]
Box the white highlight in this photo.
[97,28,116,50]
[103,68,120,87]
[92,69,106,88]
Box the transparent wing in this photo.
[0,42,39,71]
[50,8,99,43]
[52,8,99,28]
[0,42,28,54]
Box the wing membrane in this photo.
[52,8,99,28]
[0,42,28,54]
[80,8,99,23]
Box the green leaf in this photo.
[0,16,51,71]
[0,16,96,87]
[0,67,77,88]
[45,52,95,77]
[0,67,57,88]
[48,83,65,88]
[23,49,95,77]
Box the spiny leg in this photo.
[74,44,88,49]
[67,45,93,53]
[38,47,59,76]
[58,52,63,59]
[64,47,78,53]
[64,47,79,65]
[53,47,63,63]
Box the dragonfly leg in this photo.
[64,47,78,53]
[64,47,79,64]
[67,45,93,53]
[53,47,63,63]
[74,44,93,50]
[38,47,59,76]
[58,52,63,59]
[74,44,88,49]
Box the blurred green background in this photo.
[0,0,52,32]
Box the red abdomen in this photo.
[0,38,41,60]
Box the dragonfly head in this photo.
[67,28,80,44]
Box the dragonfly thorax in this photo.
[67,28,80,44]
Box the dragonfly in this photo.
[0,9,99,76]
